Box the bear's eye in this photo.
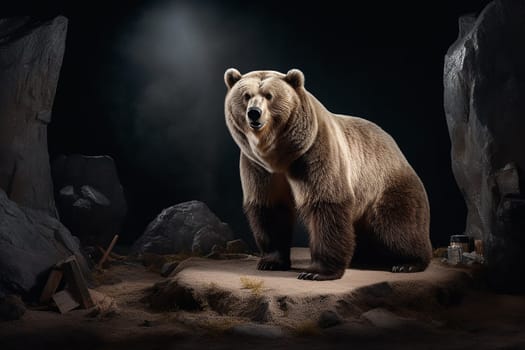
[243,93,251,101]
[265,93,273,100]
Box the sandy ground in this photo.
[1,248,525,350]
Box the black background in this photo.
[3,0,491,248]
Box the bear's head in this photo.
[224,68,305,135]
[224,68,318,172]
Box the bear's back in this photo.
[333,113,417,193]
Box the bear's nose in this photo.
[247,106,262,121]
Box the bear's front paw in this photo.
[297,271,344,281]
[257,253,291,271]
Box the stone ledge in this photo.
[144,248,473,329]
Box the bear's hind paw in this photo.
[391,264,425,273]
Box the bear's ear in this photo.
[224,68,242,89]
[284,69,305,89]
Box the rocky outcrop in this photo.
[444,0,525,292]
[0,16,91,300]
[0,16,67,217]
[131,201,234,255]
[143,248,471,328]
[0,188,89,299]
[52,155,127,246]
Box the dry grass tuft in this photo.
[239,276,265,295]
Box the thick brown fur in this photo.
[224,68,432,280]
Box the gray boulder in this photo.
[0,188,89,299]
[444,0,525,292]
[52,155,127,246]
[0,16,67,218]
[131,201,234,255]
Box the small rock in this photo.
[160,261,180,277]
[131,201,234,256]
[230,323,284,338]
[226,239,250,254]
[318,310,342,329]
[361,308,415,329]
[0,295,26,321]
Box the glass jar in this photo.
[447,243,463,265]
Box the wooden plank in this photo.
[62,256,94,309]
[52,290,80,314]
[97,234,119,269]
[39,267,64,304]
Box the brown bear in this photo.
[224,68,432,281]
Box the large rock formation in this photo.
[52,155,127,246]
[0,16,67,217]
[131,201,234,255]
[0,188,89,299]
[444,0,525,292]
[0,17,91,300]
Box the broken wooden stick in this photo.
[97,234,119,269]
[97,246,125,261]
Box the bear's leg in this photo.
[298,201,355,280]
[240,155,295,271]
[367,177,433,273]
[245,203,295,270]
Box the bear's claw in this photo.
[392,264,423,273]
[297,272,320,280]
[297,271,345,281]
